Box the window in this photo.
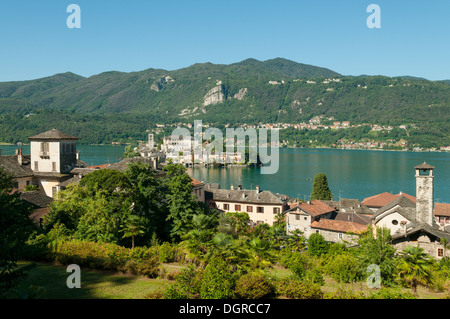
[223,204,229,210]
[295,215,300,221]
[52,162,56,172]
[304,217,308,220]
[339,233,343,238]
[438,249,444,257]
[315,230,320,234]
[40,142,49,157]
[392,220,398,225]
[246,206,253,213]
[273,207,280,214]
[235,204,241,211]
[34,161,39,171]
[257,207,264,213]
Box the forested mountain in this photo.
[0,58,448,146]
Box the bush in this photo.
[307,233,329,257]
[367,287,416,299]
[158,242,178,263]
[163,265,202,299]
[124,256,160,278]
[275,278,323,299]
[234,272,274,299]
[200,257,236,299]
[324,253,361,283]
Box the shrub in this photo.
[124,256,160,278]
[199,257,236,299]
[307,233,329,257]
[367,287,416,299]
[163,265,202,299]
[324,253,361,283]
[275,278,323,299]
[234,272,274,299]
[323,286,365,299]
[158,242,178,263]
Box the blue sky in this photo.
[0,0,449,81]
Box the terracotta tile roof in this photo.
[310,219,368,234]
[290,200,336,217]
[434,203,450,217]
[362,192,416,208]
[191,177,204,186]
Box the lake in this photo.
[187,148,450,203]
[1,144,449,203]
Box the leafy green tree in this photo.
[307,233,329,257]
[0,169,36,297]
[310,172,333,200]
[397,246,434,295]
[356,226,397,286]
[163,164,210,241]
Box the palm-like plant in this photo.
[397,245,433,295]
[120,215,145,249]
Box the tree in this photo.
[310,172,333,200]
[356,226,397,286]
[307,233,329,257]
[0,168,36,297]
[120,214,146,249]
[397,246,434,295]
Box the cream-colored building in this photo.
[0,129,84,198]
[204,184,290,226]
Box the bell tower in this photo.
[415,162,434,226]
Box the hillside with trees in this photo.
[0,58,448,147]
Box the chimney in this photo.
[255,185,260,194]
[17,148,23,166]
[76,151,80,160]
[230,185,234,190]
[237,184,242,190]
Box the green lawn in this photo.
[12,262,171,299]
[9,261,449,299]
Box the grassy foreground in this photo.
[9,261,448,299]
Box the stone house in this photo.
[285,200,336,238]
[372,163,450,259]
[310,219,368,246]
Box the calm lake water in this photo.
[1,144,449,203]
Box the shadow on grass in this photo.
[12,262,168,299]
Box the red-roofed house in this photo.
[285,200,336,237]
[191,177,205,202]
[362,192,416,212]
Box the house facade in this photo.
[205,184,290,226]
[0,129,84,198]
[285,200,336,238]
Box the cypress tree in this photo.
[310,172,333,200]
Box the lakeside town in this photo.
[137,119,450,153]
[1,128,450,301]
